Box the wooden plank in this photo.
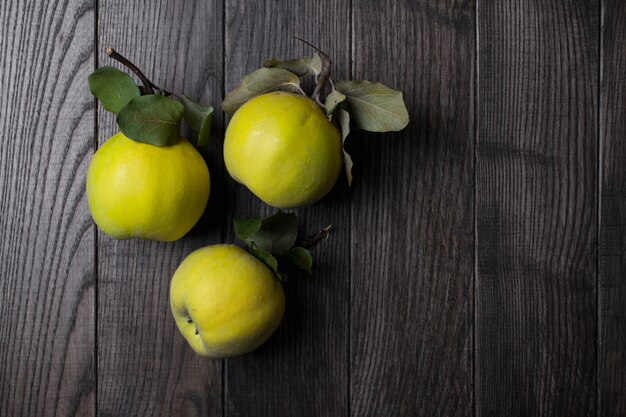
[350,1,475,416]
[223,1,350,416]
[96,1,223,416]
[476,1,598,416]
[0,0,96,416]
[600,1,626,415]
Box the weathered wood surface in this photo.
[350,1,475,416]
[0,0,96,416]
[1,0,624,416]
[600,1,626,416]
[477,1,599,416]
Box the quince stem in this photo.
[300,225,333,249]
[292,37,332,102]
[106,47,173,97]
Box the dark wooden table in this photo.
[1,1,624,416]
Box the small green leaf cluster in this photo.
[88,60,213,147]
[233,211,321,280]
[221,48,409,186]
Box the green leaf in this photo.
[233,218,262,241]
[180,95,213,146]
[233,211,298,254]
[249,243,282,281]
[88,66,141,114]
[281,247,313,274]
[264,53,323,77]
[334,80,409,132]
[325,87,346,117]
[336,107,354,186]
[256,211,298,253]
[117,95,184,146]
[222,68,302,114]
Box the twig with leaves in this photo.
[221,38,409,186]
[233,211,333,280]
[89,48,213,147]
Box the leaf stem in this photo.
[292,37,332,102]
[300,225,333,249]
[106,48,155,94]
[106,48,174,97]
[295,85,307,96]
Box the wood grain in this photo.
[350,1,475,416]
[0,0,96,416]
[96,1,223,416]
[600,1,626,415]
[223,1,350,416]
[3,1,623,415]
[476,1,598,416]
